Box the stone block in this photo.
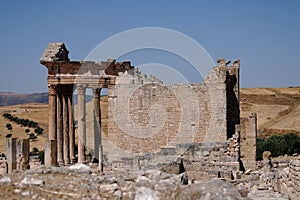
[160,147,175,155]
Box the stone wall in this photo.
[106,60,240,159]
[182,131,241,181]
[226,60,240,139]
[279,157,300,199]
[107,130,242,181]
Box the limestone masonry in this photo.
[1,42,299,199]
[38,43,258,169]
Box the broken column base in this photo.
[44,140,57,167]
[6,138,17,173]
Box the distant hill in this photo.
[0,92,94,107]
[0,92,48,106]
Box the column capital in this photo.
[77,84,86,95]
[48,85,57,96]
[93,88,101,98]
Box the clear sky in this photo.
[0,0,299,93]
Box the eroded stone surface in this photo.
[1,157,298,200]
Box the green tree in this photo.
[34,127,44,135]
[32,147,39,153]
[39,151,45,164]
[256,133,300,160]
[28,133,37,141]
[256,138,265,160]
[6,123,12,131]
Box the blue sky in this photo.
[0,0,299,93]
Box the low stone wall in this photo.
[181,132,241,181]
[278,157,300,199]
[108,132,243,181]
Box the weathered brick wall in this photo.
[107,61,240,156]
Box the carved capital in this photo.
[48,85,57,96]
[233,60,240,67]
[93,88,101,99]
[77,84,86,95]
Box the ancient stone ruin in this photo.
[1,42,299,199]
[38,42,257,173]
[4,138,30,173]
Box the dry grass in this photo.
[0,103,48,153]
[240,88,300,138]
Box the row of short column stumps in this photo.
[0,138,31,174]
[0,136,103,174]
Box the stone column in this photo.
[44,140,57,166]
[63,88,70,165]
[93,88,101,161]
[46,85,57,166]
[57,86,64,166]
[48,85,57,140]
[68,86,76,163]
[16,139,30,171]
[6,138,17,173]
[77,84,86,163]
[240,113,257,170]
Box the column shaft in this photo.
[57,86,64,165]
[63,90,70,164]
[77,84,86,163]
[48,85,57,140]
[93,88,101,162]
[46,84,57,166]
[68,87,76,163]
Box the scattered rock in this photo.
[21,190,30,196]
[113,189,122,198]
[0,176,12,185]
[21,177,44,186]
[145,169,161,181]
[203,151,210,157]
[135,187,159,200]
[99,183,118,192]
[14,189,22,193]
[136,175,151,183]
[69,163,91,173]
[178,180,243,199]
